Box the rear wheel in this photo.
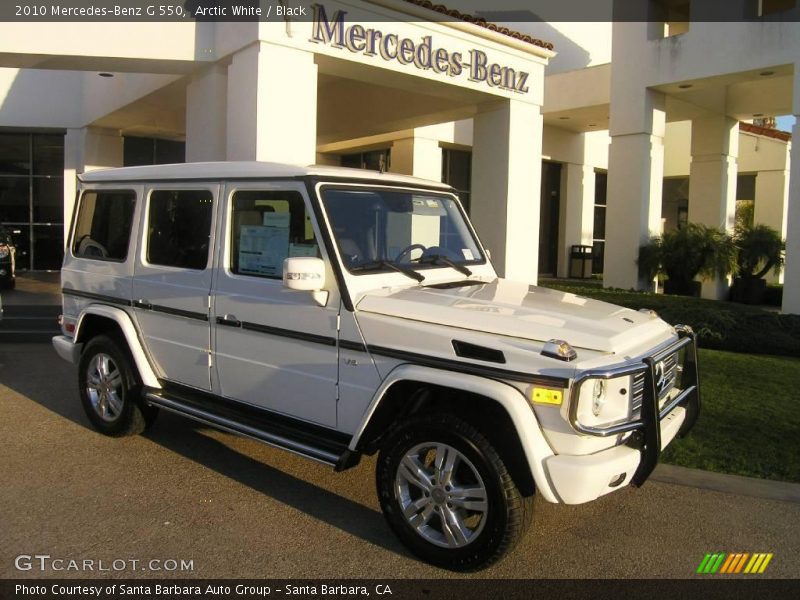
[376,413,532,571]
[78,335,158,436]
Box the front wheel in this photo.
[78,335,158,436]
[376,413,532,571]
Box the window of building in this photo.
[147,190,213,270]
[442,149,472,214]
[124,136,185,167]
[758,0,797,16]
[661,177,689,232]
[0,132,64,270]
[736,173,757,229]
[649,0,691,38]
[340,149,391,172]
[230,190,318,279]
[592,172,608,275]
[72,191,136,261]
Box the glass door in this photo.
[0,132,64,270]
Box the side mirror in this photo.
[283,257,328,306]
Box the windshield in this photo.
[321,187,484,273]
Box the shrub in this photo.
[734,223,784,280]
[638,223,737,296]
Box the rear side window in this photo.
[72,190,136,261]
[147,189,214,270]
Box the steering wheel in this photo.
[420,246,462,261]
[394,243,427,263]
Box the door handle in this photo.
[134,299,152,310]
[217,314,241,327]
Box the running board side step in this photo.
[145,391,350,468]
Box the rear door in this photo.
[211,181,339,427]
[132,183,219,391]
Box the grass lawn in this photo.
[660,348,800,483]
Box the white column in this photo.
[226,42,317,165]
[604,90,666,290]
[558,163,596,278]
[754,168,790,284]
[186,64,227,162]
[782,68,800,314]
[63,127,123,233]
[688,116,739,299]
[471,99,543,283]
[390,135,442,181]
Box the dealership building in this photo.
[0,0,798,313]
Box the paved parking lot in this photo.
[2,343,799,579]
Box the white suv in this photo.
[53,162,699,571]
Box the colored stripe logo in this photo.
[696,552,773,574]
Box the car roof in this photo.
[78,161,453,190]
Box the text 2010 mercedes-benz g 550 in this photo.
[53,162,699,571]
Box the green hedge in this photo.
[542,282,800,357]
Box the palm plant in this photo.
[638,223,738,296]
[730,223,785,304]
[734,223,784,281]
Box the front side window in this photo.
[230,190,318,279]
[321,187,483,273]
[147,189,213,270]
[72,190,136,261]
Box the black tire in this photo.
[78,335,158,436]
[376,413,532,571]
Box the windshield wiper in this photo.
[417,254,472,277]
[350,259,425,282]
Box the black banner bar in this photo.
[3,579,800,600]
[2,0,800,22]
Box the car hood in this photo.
[356,279,673,354]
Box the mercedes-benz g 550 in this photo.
[53,162,699,571]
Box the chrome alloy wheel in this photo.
[86,353,124,422]
[394,442,488,549]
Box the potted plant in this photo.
[730,223,785,305]
[638,223,737,297]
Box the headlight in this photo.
[576,374,636,428]
[0,245,9,259]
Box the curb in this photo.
[651,463,800,504]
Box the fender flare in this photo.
[349,364,559,503]
[74,305,161,389]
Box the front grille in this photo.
[631,351,681,414]
[632,371,646,413]
[654,352,680,403]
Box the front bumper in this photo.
[546,327,700,504]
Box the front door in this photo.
[132,184,218,391]
[211,182,339,428]
[538,161,561,276]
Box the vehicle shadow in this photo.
[0,345,409,559]
[142,412,406,556]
